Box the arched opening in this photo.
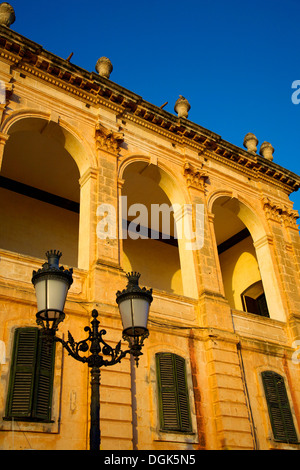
[0,117,80,267]
[120,160,198,298]
[212,195,284,320]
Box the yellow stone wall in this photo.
[0,25,299,451]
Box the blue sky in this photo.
[7,0,300,217]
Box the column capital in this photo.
[183,161,208,191]
[79,167,98,187]
[0,131,9,144]
[253,234,274,250]
[95,120,124,155]
[117,178,125,189]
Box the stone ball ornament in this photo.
[95,57,113,79]
[174,95,191,118]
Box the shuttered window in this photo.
[156,352,192,433]
[262,371,298,443]
[5,327,55,422]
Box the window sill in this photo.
[153,429,198,444]
[3,416,54,423]
[0,417,58,434]
[268,439,300,449]
[159,428,195,435]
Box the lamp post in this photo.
[31,250,152,451]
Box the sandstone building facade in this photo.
[0,4,300,450]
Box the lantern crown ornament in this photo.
[31,250,73,332]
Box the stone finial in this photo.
[174,95,191,118]
[0,2,15,27]
[243,133,258,154]
[260,141,274,161]
[95,57,113,79]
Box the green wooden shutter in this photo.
[175,354,192,432]
[6,328,56,422]
[32,334,56,421]
[156,352,180,431]
[6,328,39,419]
[262,371,298,443]
[156,353,192,433]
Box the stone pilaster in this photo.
[95,120,124,268]
[261,197,300,317]
[183,161,227,303]
[205,333,256,450]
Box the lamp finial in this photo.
[46,250,62,268]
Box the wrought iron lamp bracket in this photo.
[52,309,132,368]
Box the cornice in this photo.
[0,25,299,194]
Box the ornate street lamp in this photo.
[32,250,73,332]
[116,271,152,363]
[31,250,152,451]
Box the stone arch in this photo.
[210,192,285,321]
[208,190,269,243]
[118,154,190,206]
[118,156,198,298]
[0,112,95,268]
[0,110,96,175]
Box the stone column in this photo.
[253,234,286,321]
[207,211,226,297]
[78,167,98,270]
[173,204,198,298]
